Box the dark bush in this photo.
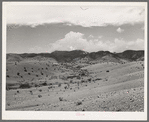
[42,82,47,86]
[59,97,63,101]
[28,73,31,75]
[76,101,82,106]
[19,83,31,89]
[6,75,9,78]
[35,84,40,87]
[58,83,61,87]
[38,95,42,98]
[106,70,109,72]
[49,83,53,85]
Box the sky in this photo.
[5,3,146,53]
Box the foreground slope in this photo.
[6,60,144,111]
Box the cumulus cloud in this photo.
[117,27,124,33]
[89,35,94,38]
[48,31,144,53]
[6,4,146,27]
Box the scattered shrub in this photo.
[30,90,33,95]
[38,95,42,98]
[28,73,31,75]
[48,86,53,89]
[17,90,19,93]
[39,89,42,92]
[42,82,47,86]
[106,70,109,72]
[70,80,73,83]
[36,75,38,77]
[58,83,61,87]
[88,78,91,81]
[6,75,9,78]
[49,83,53,85]
[59,97,63,101]
[76,101,82,106]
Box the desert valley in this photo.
[6,50,144,111]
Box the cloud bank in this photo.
[47,31,144,53]
[6,5,145,27]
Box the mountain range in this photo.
[7,50,144,63]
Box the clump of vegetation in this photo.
[58,83,61,87]
[59,97,63,101]
[28,73,31,75]
[70,80,73,83]
[19,83,31,89]
[64,86,67,89]
[95,78,102,81]
[49,83,53,85]
[36,75,38,77]
[7,103,10,106]
[48,86,53,89]
[39,89,42,92]
[6,75,9,78]
[88,78,91,81]
[17,90,19,93]
[76,101,82,106]
[30,90,33,95]
[35,84,40,87]
[38,95,42,98]
[106,70,109,72]
[41,72,43,75]
[42,82,47,86]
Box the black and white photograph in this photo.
[2,2,147,120]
